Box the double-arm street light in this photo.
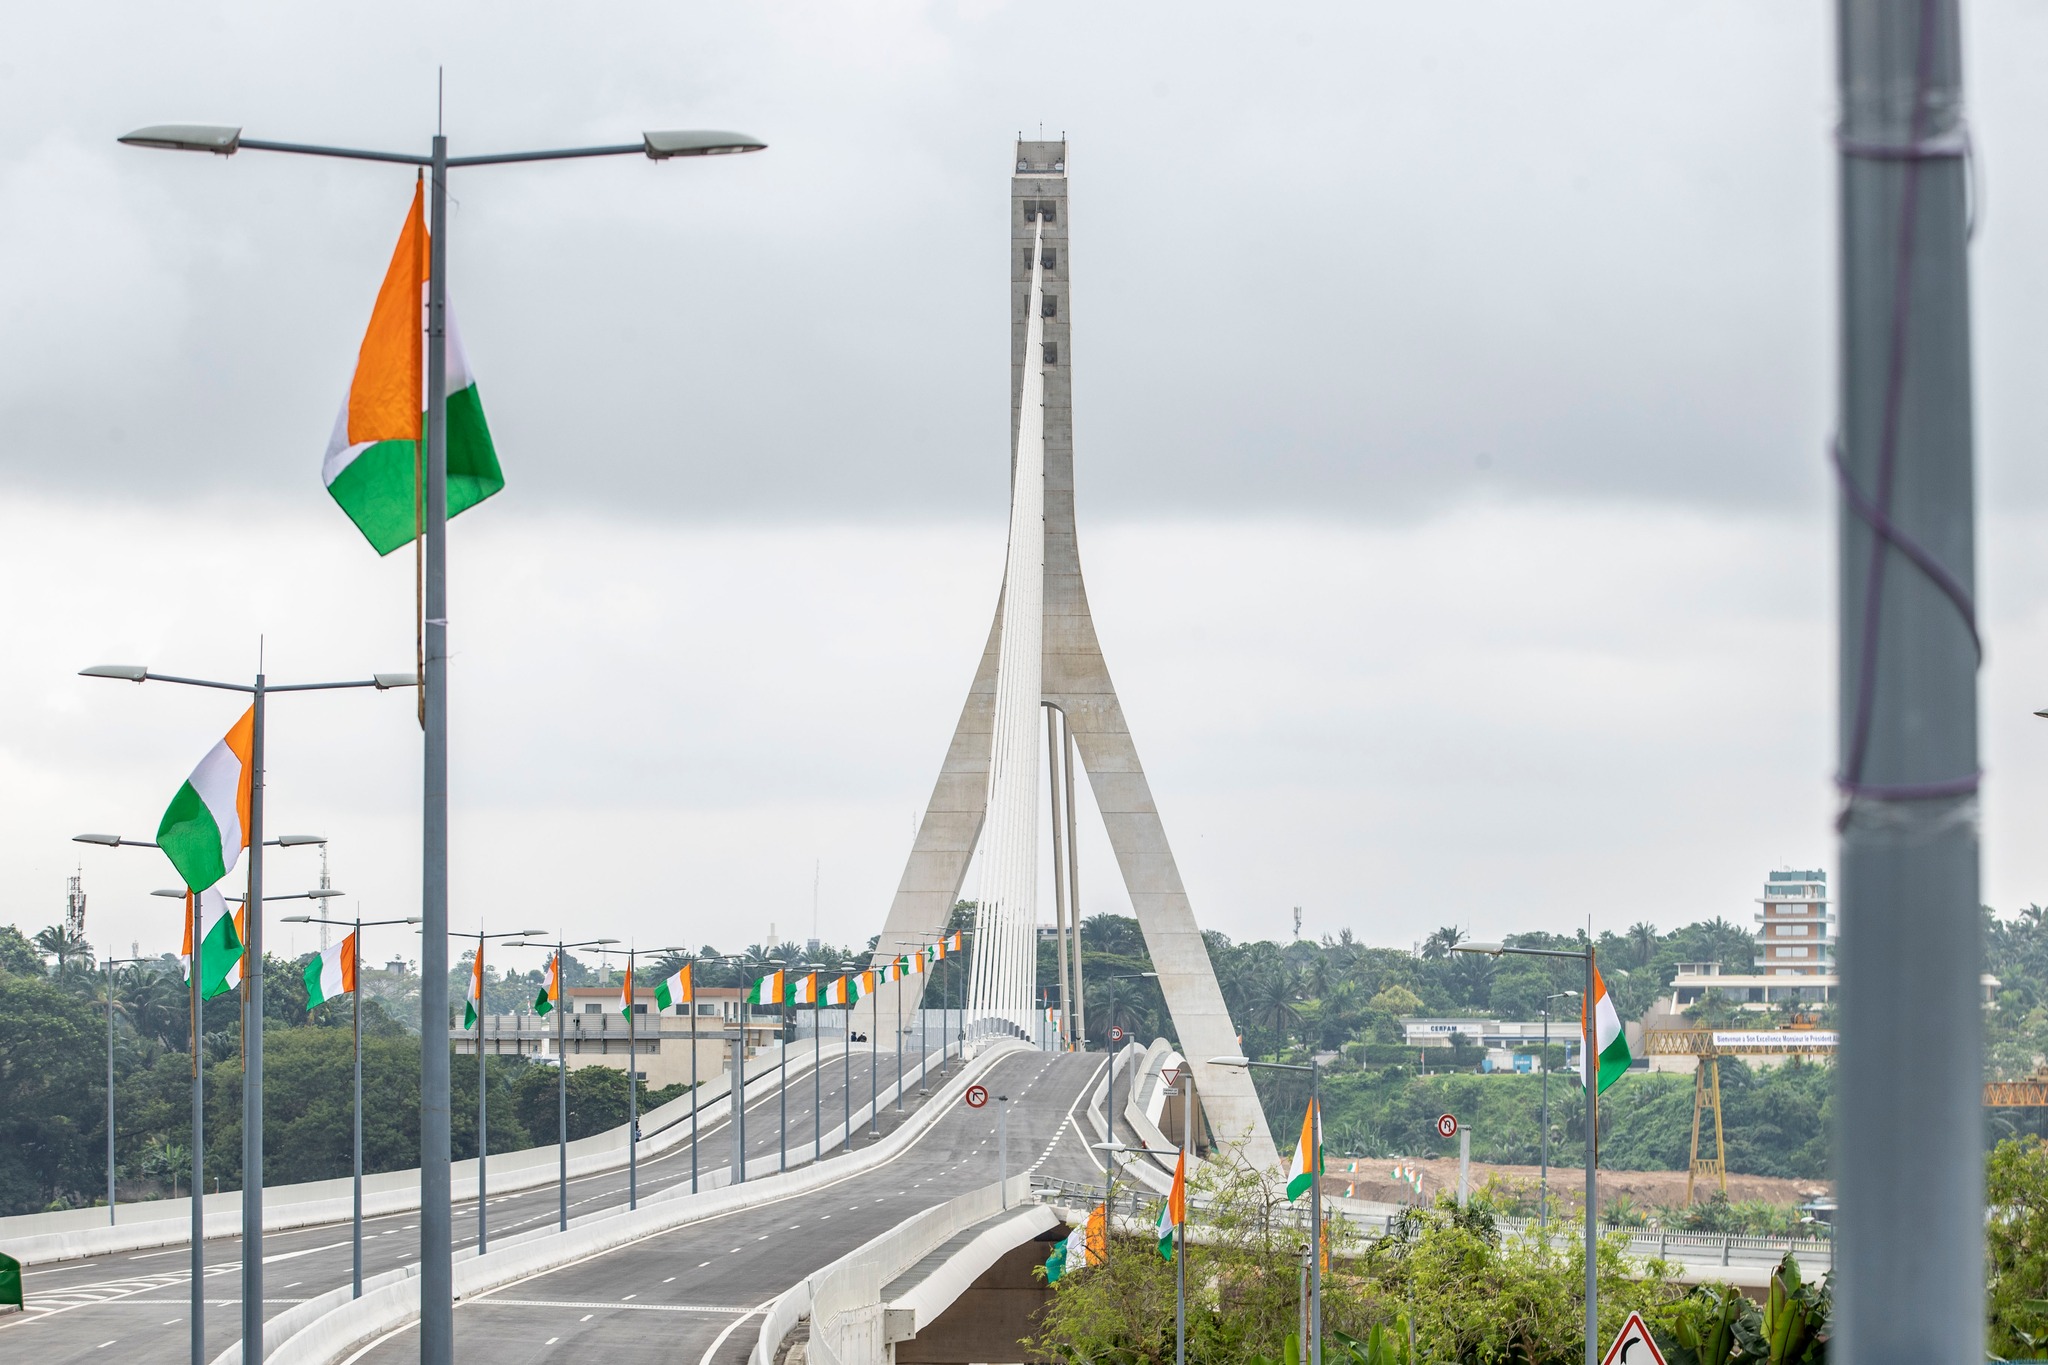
[1456,940,1599,1365]
[1539,990,1580,1234]
[86,660,408,1365]
[1210,1053,1322,1365]
[121,112,764,1365]
[99,952,155,1224]
[278,911,420,1295]
[444,926,542,1254]
[524,936,617,1225]
[585,945,685,1208]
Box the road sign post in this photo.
[1600,1311,1666,1365]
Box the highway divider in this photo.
[245,1040,1029,1365]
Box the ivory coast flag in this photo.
[747,971,784,1006]
[1084,1201,1107,1265]
[181,888,243,1001]
[786,972,818,1007]
[1285,1098,1322,1202]
[945,931,964,953]
[1580,965,1632,1095]
[534,952,560,1016]
[928,940,945,963]
[463,945,485,1030]
[321,180,504,556]
[304,932,357,1009]
[1157,1148,1187,1260]
[157,709,255,894]
[617,960,635,1015]
[655,962,692,1012]
[825,974,854,1007]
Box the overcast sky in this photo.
[10,1,2048,970]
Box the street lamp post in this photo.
[280,911,419,1295]
[1210,1054,1322,1365]
[100,953,154,1224]
[1540,990,1580,1236]
[1456,941,1599,1365]
[119,117,764,1365]
[103,833,322,1365]
[525,936,616,1229]
[83,662,403,1365]
[446,927,542,1248]
[701,955,747,1185]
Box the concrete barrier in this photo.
[250,1042,1027,1365]
[755,1174,1033,1365]
[1,1037,888,1267]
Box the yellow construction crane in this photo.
[1642,1026,1840,1205]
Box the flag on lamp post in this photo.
[157,709,255,894]
[321,180,503,555]
[533,952,560,1017]
[303,932,357,1009]
[180,887,243,1001]
[463,945,484,1030]
[655,962,692,1012]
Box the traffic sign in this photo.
[1109,1025,1128,1044]
[1435,1113,1459,1139]
[1600,1311,1666,1365]
[965,1084,990,1109]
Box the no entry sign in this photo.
[1436,1113,1459,1139]
[965,1084,990,1109]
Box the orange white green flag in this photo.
[157,708,255,893]
[825,974,856,1007]
[180,887,242,1001]
[463,945,485,1030]
[747,971,784,1006]
[786,973,818,1007]
[655,962,692,1012]
[617,960,635,1015]
[1580,965,1632,1095]
[534,952,561,1016]
[1285,1098,1322,1202]
[321,180,503,555]
[304,931,357,1009]
[1157,1148,1187,1260]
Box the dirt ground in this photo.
[1327,1156,1829,1212]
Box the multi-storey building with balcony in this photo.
[1755,868,1834,976]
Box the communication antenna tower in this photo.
[317,845,333,951]
[65,869,87,938]
[1292,906,1303,940]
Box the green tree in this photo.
[1988,1135,2048,1358]
[0,923,43,976]
[0,971,106,1212]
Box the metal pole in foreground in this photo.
[813,997,822,1163]
[418,128,454,1365]
[627,949,639,1210]
[242,677,267,1365]
[1583,948,1598,1365]
[778,996,788,1174]
[352,920,363,1295]
[556,943,568,1230]
[106,956,117,1224]
[690,965,699,1194]
[1540,1003,1551,1235]
[1308,1057,1322,1365]
[869,988,879,1137]
[1835,4,1981,1363]
[996,1094,1008,1207]
[477,954,488,1252]
[1176,1074,1190,1365]
[843,995,853,1150]
[189,900,205,1365]
[894,969,904,1113]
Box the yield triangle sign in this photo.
[1601,1311,1667,1365]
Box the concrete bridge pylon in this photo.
[868,137,1279,1170]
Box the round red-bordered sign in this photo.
[965,1084,990,1109]
[1436,1113,1459,1139]
[1108,1025,1128,1044]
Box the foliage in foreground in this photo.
[1031,1152,1694,1364]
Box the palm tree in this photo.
[1247,966,1302,1044]
[1420,926,1464,961]
[34,923,90,973]
[1627,922,1660,968]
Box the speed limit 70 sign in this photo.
[965,1084,990,1109]
[1436,1113,1459,1139]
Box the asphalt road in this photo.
[1,1044,977,1365]
[347,1050,1108,1365]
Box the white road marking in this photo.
[580,1313,594,1321]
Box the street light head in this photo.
[305,888,344,899]
[1208,1055,1251,1068]
[73,833,124,846]
[119,124,241,155]
[279,915,311,924]
[642,129,767,159]
[374,673,420,690]
[80,664,148,682]
[274,834,326,846]
[1452,942,1505,957]
[151,888,186,898]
